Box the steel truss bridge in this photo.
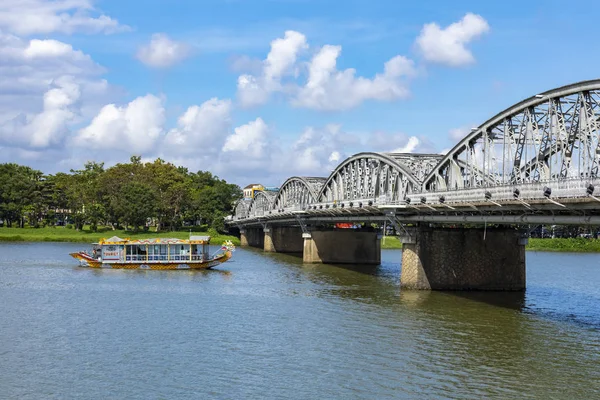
[231,80,600,228]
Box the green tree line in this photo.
[0,156,242,232]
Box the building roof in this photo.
[243,183,260,189]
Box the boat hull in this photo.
[69,251,232,270]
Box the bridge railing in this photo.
[406,177,598,205]
[231,178,600,222]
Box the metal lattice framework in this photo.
[273,177,325,211]
[318,152,442,203]
[234,199,252,220]
[424,80,600,191]
[246,190,277,218]
[231,80,600,226]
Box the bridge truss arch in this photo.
[233,199,252,220]
[247,190,277,218]
[273,177,326,211]
[424,79,600,192]
[317,152,440,203]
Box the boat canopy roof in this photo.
[99,236,211,245]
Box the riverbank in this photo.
[527,237,600,252]
[1,229,599,252]
[381,236,402,249]
[0,227,240,246]
[379,236,600,252]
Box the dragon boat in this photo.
[70,235,235,270]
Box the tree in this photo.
[112,181,157,231]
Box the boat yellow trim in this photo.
[69,250,232,270]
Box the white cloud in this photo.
[75,94,165,153]
[137,34,192,68]
[237,30,308,107]
[283,124,352,174]
[0,33,104,99]
[0,32,114,150]
[415,13,489,67]
[294,48,416,110]
[222,118,269,158]
[236,30,416,110]
[391,136,420,153]
[0,0,127,36]
[164,98,232,155]
[0,76,80,148]
[328,151,340,163]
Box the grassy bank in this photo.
[527,237,600,252]
[381,236,600,252]
[2,228,599,252]
[0,226,240,246]
[381,236,402,249]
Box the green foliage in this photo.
[381,236,402,249]
[527,238,600,252]
[0,158,242,233]
[0,226,240,245]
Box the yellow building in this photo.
[243,184,265,199]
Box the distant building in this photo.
[242,183,279,199]
[243,183,264,199]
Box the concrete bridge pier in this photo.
[400,227,526,291]
[240,228,264,249]
[303,230,381,265]
[263,227,304,253]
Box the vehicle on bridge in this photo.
[70,236,235,270]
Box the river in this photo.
[0,243,599,399]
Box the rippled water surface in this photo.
[1,243,599,399]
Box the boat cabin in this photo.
[93,235,212,263]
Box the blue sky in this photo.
[0,0,599,186]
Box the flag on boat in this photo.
[221,240,235,251]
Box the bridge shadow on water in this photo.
[257,248,530,312]
[442,290,526,311]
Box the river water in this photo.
[0,242,599,399]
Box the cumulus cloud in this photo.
[75,94,165,153]
[294,48,415,110]
[282,124,354,174]
[137,33,192,68]
[415,13,489,67]
[222,118,269,158]
[391,136,420,153]
[164,98,232,154]
[237,30,308,107]
[236,30,416,110]
[0,33,104,98]
[0,76,80,148]
[0,0,128,36]
[0,32,114,151]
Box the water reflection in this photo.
[448,291,526,310]
[1,243,599,399]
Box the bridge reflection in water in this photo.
[231,80,600,291]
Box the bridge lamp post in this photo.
[485,191,502,207]
[543,186,566,208]
[585,184,600,203]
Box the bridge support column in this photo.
[264,227,304,253]
[240,229,248,247]
[240,228,264,249]
[303,230,381,265]
[400,227,526,291]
